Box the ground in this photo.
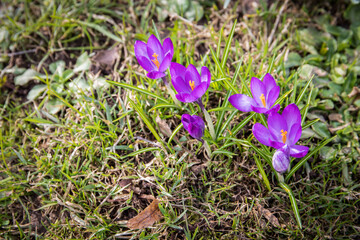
[0,0,360,239]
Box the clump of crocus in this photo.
[134,34,174,79]
[229,73,280,114]
[181,114,205,141]
[252,103,309,173]
[170,63,211,103]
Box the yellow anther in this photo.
[151,53,160,69]
[189,80,195,91]
[260,94,266,107]
[281,129,287,144]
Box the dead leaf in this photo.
[156,116,179,142]
[329,113,344,123]
[329,123,351,133]
[127,199,163,229]
[256,204,281,228]
[92,46,120,69]
[312,66,328,77]
[156,116,172,138]
[348,86,360,98]
[191,163,207,175]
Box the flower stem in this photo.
[162,76,180,105]
[277,172,285,183]
[197,99,216,141]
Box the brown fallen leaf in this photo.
[156,116,179,142]
[92,46,120,69]
[329,122,351,133]
[348,86,360,98]
[329,113,344,123]
[256,203,281,228]
[127,199,163,229]
[156,116,172,138]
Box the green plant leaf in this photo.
[14,69,38,86]
[27,84,47,101]
[74,52,91,73]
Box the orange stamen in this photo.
[151,53,160,69]
[260,94,266,107]
[281,129,287,144]
[189,80,195,91]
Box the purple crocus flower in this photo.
[170,63,211,103]
[228,73,280,114]
[134,35,174,79]
[252,103,309,172]
[181,114,205,140]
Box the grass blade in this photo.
[226,113,256,144]
[279,182,302,228]
[107,81,169,103]
[152,20,161,40]
[221,19,237,69]
[215,58,243,139]
[245,140,272,166]
[210,46,226,78]
[254,154,271,192]
[74,20,123,43]
[295,74,314,105]
[129,99,165,149]
[217,110,238,139]
[120,147,160,159]
[285,135,337,182]
[302,118,319,130]
[168,123,183,145]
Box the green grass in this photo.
[1,0,360,239]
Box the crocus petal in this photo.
[181,114,191,131]
[282,103,302,130]
[159,54,172,72]
[287,123,302,146]
[266,104,280,114]
[147,35,164,62]
[268,112,287,143]
[176,92,198,103]
[252,123,272,147]
[289,145,309,158]
[134,40,148,58]
[190,115,204,124]
[188,115,205,139]
[189,124,204,140]
[162,38,174,57]
[172,75,192,94]
[263,73,276,92]
[266,85,280,108]
[269,139,285,149]
[251,105,269,114]
[251,77,267,106]
[146,71,166,79]
[192,82,209,99]
[200,66,211,87]
[272,145,290,173]
[229,94,255,112]
[185,64,201,86]
[182,114,205,140]
[137,56,157,72]
[170,62,186,79]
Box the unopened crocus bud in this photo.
[272,145,290,174]
[181,114,205,140]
